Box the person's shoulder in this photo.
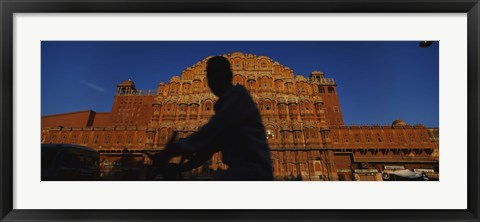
[231,85,256,103]
[231,84,248,94]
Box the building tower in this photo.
[309,71,344,126]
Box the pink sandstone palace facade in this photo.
[41,52,439,181]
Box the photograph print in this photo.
[40,41,439,181]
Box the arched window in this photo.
[291,104,298,113]
[328,87,335,94]
[265,101,271,111]
[204,101,212,112]
[310,129,317,138]
[71,135,77,144]
[166,103,171,112]
[83,135,89,144]
[115,135,121,144]
[138,136,143,145]
[48,135,56,144]
[160,129,168,144]
[266,129,275,140]
[333,133,338,142]
[127,135,132,145]
[93,134,99,144]
[104,134,110,145]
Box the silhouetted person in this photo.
[164,56,273,181]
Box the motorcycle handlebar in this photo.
[145,132,185,180]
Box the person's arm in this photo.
[179,148,216,172]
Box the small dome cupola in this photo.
[117,79,137,95]
[392,119,407,127]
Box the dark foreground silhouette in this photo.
[148,56,273,181]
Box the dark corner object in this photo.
[419,41,434,48]
[1,0,479,222]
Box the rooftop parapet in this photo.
[308,77,336,85]
[116,89,157,96]
[413,124,425,129]
[308,70,335,85]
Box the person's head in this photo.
[206,56,233,97]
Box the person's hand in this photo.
[161,131,182,158]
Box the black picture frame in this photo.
[1,0,479,221]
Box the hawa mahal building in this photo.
[41,52,439,181]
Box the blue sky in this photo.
[41,41,439,127]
